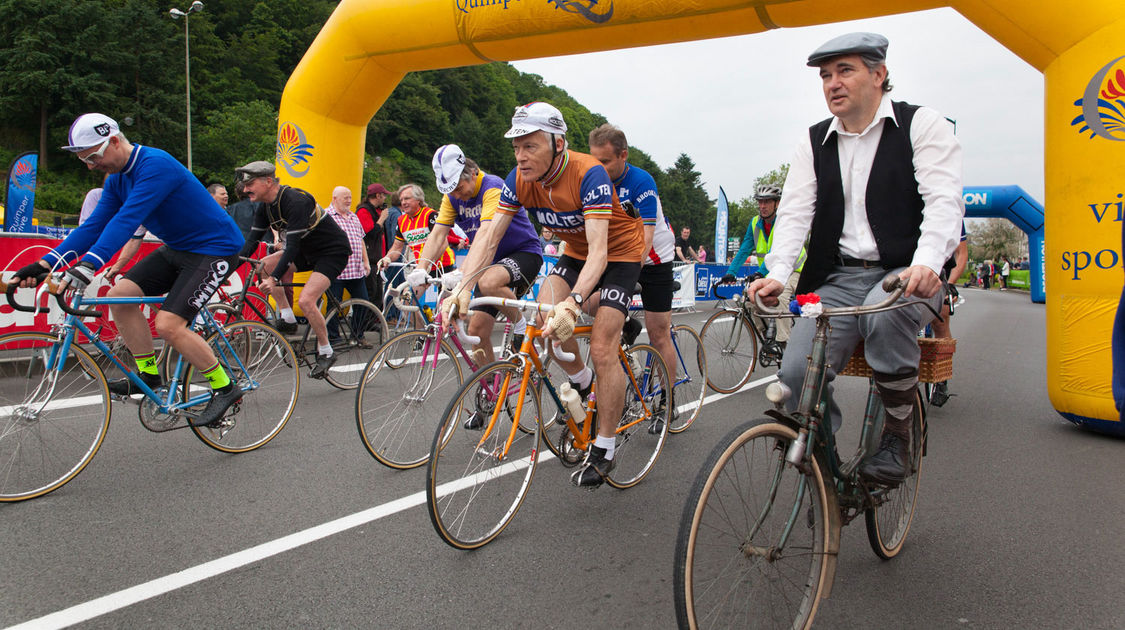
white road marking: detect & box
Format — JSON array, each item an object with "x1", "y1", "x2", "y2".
[{"x1": 8, "y1": 371, "x2": 775, "y2": 630}]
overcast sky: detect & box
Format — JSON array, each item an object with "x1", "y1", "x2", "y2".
[{"x1": 512, "y1": 7, "x2": 1045, "y2": 206}]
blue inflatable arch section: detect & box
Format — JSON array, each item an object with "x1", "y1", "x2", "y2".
[{"x1": 962, "y1": 186, "x2": 1045, "y2": 303}]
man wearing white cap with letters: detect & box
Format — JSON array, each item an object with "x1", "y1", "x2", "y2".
[
  {"x1": 746, "y1": 33, "x2": 963, "y2": 485},
  {"x1": 12, "y1": 113, "x2": 247, "y2": 428},
  {"x1": 420, "y1": 144, "x2": 542, "y2": 388}
]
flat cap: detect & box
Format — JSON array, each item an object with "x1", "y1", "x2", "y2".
[
  {"x1": 807, "y1": 32, "x2": 889, "y2": 67},
  {"x1": 234, "y1": 160, "x2": 276, "y2": 182}
]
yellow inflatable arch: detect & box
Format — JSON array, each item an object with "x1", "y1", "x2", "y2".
[{"x1": 277, "y1": 0, "x2": 1125, "y2": 434}]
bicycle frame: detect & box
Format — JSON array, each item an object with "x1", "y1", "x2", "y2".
[{"x1": 33, "y1": 291, "x2": 256, "y2": 417}]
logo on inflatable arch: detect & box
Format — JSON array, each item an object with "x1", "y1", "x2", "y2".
[
  {"x1": 1071, "y1": 55, "x2": 1125, "y2": 141},
  {"x1": 11, "y1": 159, "x2": 35, "y2": 191},
  {"x1": 548, "y1": 0, "x2": 613, "y2": 24},
  {"x1": 276, "y1": 121, "x2": 315, "y2": 178}
]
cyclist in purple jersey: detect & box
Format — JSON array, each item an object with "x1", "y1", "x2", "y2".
[
  {"x1": 423, "y1": 144, "x2": 543, "y2": 367},
  {"x1": 13, "y1": 113, "x2": 246, "y2": 427}
]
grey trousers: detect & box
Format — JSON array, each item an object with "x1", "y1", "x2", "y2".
[{"x1": 778, "y1": 266, "x2": 942, "y2": 432}]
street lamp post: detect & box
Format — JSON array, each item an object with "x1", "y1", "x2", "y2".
[{"x1": 169, "y1": 1, "x2": 204, "y2": 171}]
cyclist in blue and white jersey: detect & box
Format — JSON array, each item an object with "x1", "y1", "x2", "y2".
[
  {"x1": 12, "y1": 113, "x2": 246, "y2": 427},
  {"x1": 588, "y1": 124, "x2": 679, "y2": 428}
]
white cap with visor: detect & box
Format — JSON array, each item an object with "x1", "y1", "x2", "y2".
[
  {"x1": 432, "y1": 144, "x2": 467, "y2": 194},
  {"x1": 62, "y1": 113, "x2": 120, "y2": 152},
  {"x1": 503, "y1": 102, "x2": 568, "y2": 139}
]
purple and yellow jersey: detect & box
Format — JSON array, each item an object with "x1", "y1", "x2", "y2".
[
  {"x1": 498, "y1": 150, "x2": 643, "y2": 262},
  {"x1": 437, "y1": 171, "x2": 541, "y2": 260}
]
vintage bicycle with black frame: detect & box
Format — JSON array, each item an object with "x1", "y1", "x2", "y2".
[{"x1": 674, "y1": 276, "x2": 953, "y2": 629}]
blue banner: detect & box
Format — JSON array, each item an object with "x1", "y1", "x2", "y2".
[
  {"x1": 715, "y1": 186, "x2": 729, "y2": 266},
  {"x1": 4, "y1": 152, "x2": 38, "y2": 233}
]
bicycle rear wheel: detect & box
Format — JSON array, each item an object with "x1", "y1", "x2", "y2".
[
  {"x1": 323, "y1": 298, "x2": 388, "y2": 390},
  {"x1": 700, "y1": 310, "x2": 758, "y2": 393},
  {"x1": 356, "y1": 331, "x2": 464, "y2": 469},
  {"x1": 674, "y1": 418, "x2": 831, "y2": 629},
  {"x1": 184, "y1": 321, "x2": 298, "y2": 453},
  {"x1": 426, "y1": 360, "x2": 540, "y2": 550},
  {"x1": 669, "y1": 324, "x2": 707, "y2": 433},
  {"x1": 865, "y1": 389, "x2": 927, "y2": 559},
  {"x1": 605, "y1": 343, "x2": 669, "y2": 489},
  {"x1": 0, "y1": 333, "x2": 111, "y2": 502}
]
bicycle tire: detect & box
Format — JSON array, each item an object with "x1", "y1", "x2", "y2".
[
  {"x1": 699, "y1": 310, "x2": 758, "y2": 394},
  {"x1": 0, "y1": 332, "x2": 112, "y2": 502},
  {"x1": 668, "y1": 324, "x2": 707, "y2": 434},
  {"x1": 356, "y1": 331, "x2": 464, "y2": 470},
  {"x1": 605, "y1": 343, "x2": 669, "y2": 489},
  {"x1": 864, "y1": 389, "x2": 927, "y2": 559},
  {"x1": 426, "y1": 360, "x2": 540, "y2": 550},
  {"x1": 674, "y1": 418, "x2": 831, "y2": 629},
  {"x1": 184, "y1": 321, "x2": 298, "y2": 453},
  {"x1": 322, "y1": 298, "x2": 388, "y2": 390}
]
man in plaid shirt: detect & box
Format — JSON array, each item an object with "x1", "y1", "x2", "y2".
[{"x1": 325, "y1": 186, "x2": 374, "y2": 346}]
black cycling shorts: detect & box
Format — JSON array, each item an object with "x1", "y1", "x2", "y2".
[
  {"x1": 638, "y1": 262, "x2": 674, "y2": 313},
  {"x1": 477, "y1": 251, "x2": 543, "y2": 317},
  {"x1": 289, "y1": 228, "x2": 350, "y2": 280},
  {"x1": 125, "y1": 245, "x2": 239, "y2": 321},
  {"x1": 548, "y1": 255, "x2": 642, "y2": 315}
]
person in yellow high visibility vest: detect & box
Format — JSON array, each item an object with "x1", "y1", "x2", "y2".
[{"x1": 721, "y1": 184, "x2": 805, "y2": 342}]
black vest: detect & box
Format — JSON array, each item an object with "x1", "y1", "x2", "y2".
[{"x1": 797, "y1": 100, "x2": 924, "y2": 294}]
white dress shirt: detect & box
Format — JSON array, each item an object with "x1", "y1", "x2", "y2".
[{"x1": 765, "y1": 94, "x2": 964, "y2": 283}]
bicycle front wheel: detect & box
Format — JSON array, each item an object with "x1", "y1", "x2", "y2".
[
  {"x1": 865, "y1": 389, "x2": 927, "y2": 559},
  {"x1": 184, "y1": 321, "x2": 298, "y2": 453},
  {"x1": 674, "y1": 418, "x2": 831, "y2": 629},
  {"x1": 323, "y1": 298, "x2": 388, "y2": 390},
  {"x1": 426, "y1": 360, "x2": 540, "y2": 550},
  {"x1": 669, "y1": 324, "x2": 707, "y2": 433},
  {"x1": 356, "y1": 331, "x2": 464, "y2": 469},
  {"x1": 0, "y1": 333, "x2": 111, "y2": 502},
  {"x1": 700, "y1": 310, "x2": 758, "y2": 393},
  {"x1": 606, "y1": 343, "x2": 669, "y2": 489}
]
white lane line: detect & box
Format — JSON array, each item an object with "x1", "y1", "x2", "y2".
[{"x1": 7, "y1": 373, "x2": 774, "y2": 630}]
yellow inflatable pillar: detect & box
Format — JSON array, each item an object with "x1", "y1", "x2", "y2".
[
  {"x1": 1043, "y1": 17, "x2": 1125, "y2": 433},
  {"x1": 278, "y1": 0, "x2": 1125, "y2": 433}
]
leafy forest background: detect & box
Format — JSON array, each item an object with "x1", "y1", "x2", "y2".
[
  {"x1": 0, "y1": 0, "x2": 1024, "y2": 264},
  {"x1": 0, "y1": 0, "x2": 781, "y2": 247}
]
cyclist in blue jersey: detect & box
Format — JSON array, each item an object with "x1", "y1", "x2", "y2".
[
  {"x1": 722, "y1": 184, "x2": 806, "y2": 344},
  {"x1": 424, "y1": 145, "x2": 543, "y2": 374},
  {"x1": 588, "y1": 124, "x2": 679, "y2": 429},
  {"x1": 13, "y1": 113, "x2": 246, "y2": 427}
]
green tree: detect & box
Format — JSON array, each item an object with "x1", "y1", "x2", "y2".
[
  {"x1": 193, "y1": 100, "x2": 278, "y2": 186},
  {"x1": 662, "y1": 153, "x2": 713, "y2": 238}
]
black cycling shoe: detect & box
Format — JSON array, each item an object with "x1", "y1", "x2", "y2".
[
  {"x1": 929, "y1": 381, "x2": 950, "y2": 407},
  {"x1": 274, "y1": 319, "x2": 298, "y2": 335},
  {"x1": 193, "y1": 384, "x2": 244, "y2": 428},
  {"x1": 310, "y1": 353, "x2": 337, "y2": 379},
  {"x1": 859, "y1": 433, "x2": 910, "y2": 486},
  {"x1": 571, "y1": 445, "x2": 615, "y2": 488},
  {"x1": 108, "y1": 371, "x2": 162, "y2": 396},
  {"x1": 621, "y1": 317, "x2": 643, "y2": 347}
]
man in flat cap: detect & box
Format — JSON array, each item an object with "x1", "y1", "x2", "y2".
[
  {"x1": 235, "y1": 160, "x2": 353, "y2": 379},
  {"x1": 12, "y1": 113, "x2": 247, "y2": 429},
  {"x1": 746, "y1": 32, "x2": 964, "y2": 485}
]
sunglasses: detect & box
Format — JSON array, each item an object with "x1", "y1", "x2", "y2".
[{"x1": 78, "y1": 139, "x2": 111, "y2": 165}]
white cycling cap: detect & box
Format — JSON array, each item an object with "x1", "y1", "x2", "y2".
[
  {"x1": 503, "y1": 102, "x2": 568, "y2": 139},
  {"x1": 432, "y1": 144, "x2": 467, "y2": 194},
  {"x1": 62, "y1": 113, "x2": 120, "y2": 152}
]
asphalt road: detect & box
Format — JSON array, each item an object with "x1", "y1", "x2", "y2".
[{"x1": 2, "y1": 287, "x2": 1123, "y2": 629}]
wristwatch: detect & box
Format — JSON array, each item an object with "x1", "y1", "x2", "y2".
[{"x1": 569, "y1": 292, "x2": 584, "y2": 306}]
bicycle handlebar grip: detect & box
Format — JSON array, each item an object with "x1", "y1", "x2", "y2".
[
  {"x1": 4, "y1": 282, "x2": 40, "y2": 313},
  {"x1": 53, "y1": 290, "x2": 103, "y2": 319},
  {"x1": 454, "y1": 320, "x2": 480, "y2": 346},
  {"x1": 550, "y1": 341, "x2": 576, "y2": 363}
]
